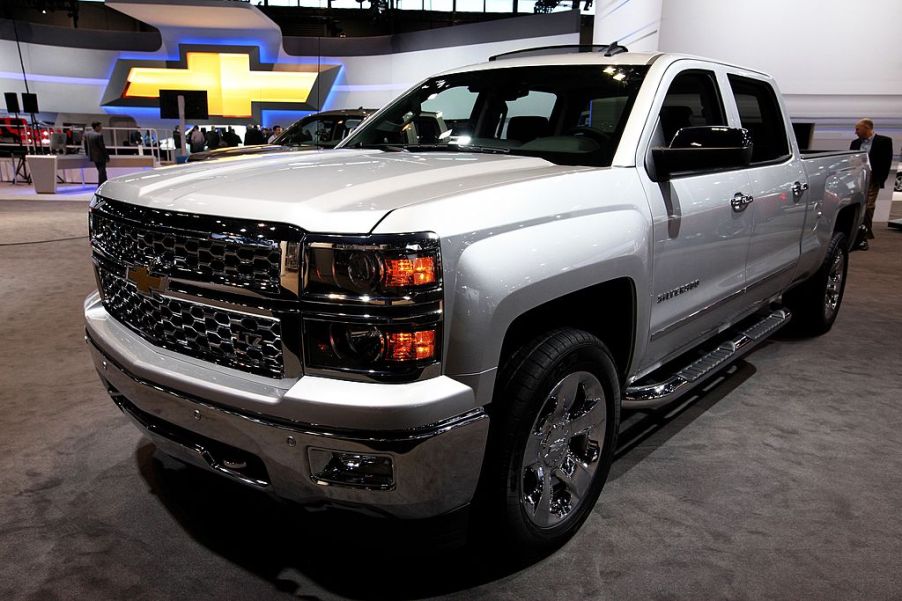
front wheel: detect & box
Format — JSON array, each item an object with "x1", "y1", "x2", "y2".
[
  {"x1": 784, "y1": 231, "x2": 849, "y2": 336},
  {"x1": 476, "y1": 328, "x2": 620, "y2": 554}
]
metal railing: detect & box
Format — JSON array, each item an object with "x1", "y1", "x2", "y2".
[
  {"x1": 0, "y1": 123, "x2": 174, "y2": 162},
  {"x1": 0, "y1": 123, "x2": 180, "y2": 183}
]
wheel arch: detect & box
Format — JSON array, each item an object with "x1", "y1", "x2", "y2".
[
  {"x1": 833, "y1": 202, "x2": 861, "y2": 250},
  {"x1": 494, "y1": 278, "x2": 637, "y2": 391}
]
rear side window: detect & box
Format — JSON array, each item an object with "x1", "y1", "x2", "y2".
[{"x1": 728, "y1": 75, "x2": 790, "y2": 163}]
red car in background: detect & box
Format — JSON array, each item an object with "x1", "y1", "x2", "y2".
[{"x1": 0, "y1": 116, "x2": 51, "y2": 147}]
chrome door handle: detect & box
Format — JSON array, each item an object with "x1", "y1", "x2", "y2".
[
  {"x1": 731, "y1": 192, "x2": 754, "y2": 212},
  {"x1": 791, "y1": 181, "x2": 809, "y2": 200}
]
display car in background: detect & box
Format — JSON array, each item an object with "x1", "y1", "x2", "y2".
[
  {"x1": 186, "y1": 108, "x2": 375, "y2": 162},
  {"x1": 85, "y1": 46, "x2": 866, "y2": 554},
  {"x1": 0, "y1": 116, "x2": 51, "y2": 147}
]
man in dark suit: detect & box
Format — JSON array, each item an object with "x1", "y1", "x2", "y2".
[
  {"x1": 84, "y1": 121, "x2": 109, "y2": 186},
  {"x1": 850, "y1": 118, "x2": 893, "y2": 250},
  {"x1": 244, "y1": 124, "x2": 266, "y2": 146}
]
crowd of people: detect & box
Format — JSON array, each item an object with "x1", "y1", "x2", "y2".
[{"x1": 173, "y1": 124, "x2": 282, "y2": 153}]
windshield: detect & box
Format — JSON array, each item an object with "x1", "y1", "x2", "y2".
[
  {"x1": 341, "y1": 65, "x2": 648, "y2": 167},
  {"x1": 276, "y1": 115, "x2": 365, "y2": 148}
]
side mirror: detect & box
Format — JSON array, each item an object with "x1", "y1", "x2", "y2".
[{"x1": 652, "y1": 126, "x2": 753, "y2": 181}]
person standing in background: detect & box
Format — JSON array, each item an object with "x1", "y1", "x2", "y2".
[
  {"x1": 267, "y1": 125, "x2": 283, "y2": 144},
  {"x1": 206, "y1": 127, "x2": 221, "y2": 149},
  {"x1": 189, "y1": 126, "x2": 205, "y2": 153},
  {"x1": 850, "y1": 119, "x2": 893, "y2": 250},
  {"x1": 84, "y1": 121, "x2": 109, "y2": 186},
  {"x1": 224, "y1": 126, "x2": 240, "y2": 147}
]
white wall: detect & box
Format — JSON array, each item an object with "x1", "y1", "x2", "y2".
[
  {"x1": 593, "y1": 0, "x2": 663, "y2": 51},
  {"x1": 0, "y1": 42, "x2": 112, "y2": 115},
  {"x1": 657, "y1": 0, "x2": 902, "y2": 114},
  {"x1": 594, "y1": 0, "x2": 902, "y2": 125}
]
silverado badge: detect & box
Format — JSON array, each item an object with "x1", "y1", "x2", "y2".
[
  {"x1": 656, "y1": 279, "x2": 700, "y2": 303},
  {"x1": 126, "y1": 265, "x2": 168, "y2": 296}
]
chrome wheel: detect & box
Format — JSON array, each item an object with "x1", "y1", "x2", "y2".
[
  {"x1": 520, "y1": 370, "x2": 606, "y2": 529},
  {"x1": 824, "y1": 250, "x2": 845, "y2": 320}
]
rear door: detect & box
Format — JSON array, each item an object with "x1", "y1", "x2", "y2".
[
  {"x1": 724, "y1": 73, "x2": 807, "y2": 300},
  {"x1": 637, "y1": 62, "x2": 756, "y2": 369}
]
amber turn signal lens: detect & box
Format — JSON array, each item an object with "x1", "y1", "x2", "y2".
[
  {"x1": 384, "y1": 257, "x2": 436, "y2": 287},
  {"x1": 385, "y1": 330, "x2": 436, "y2": 362}
]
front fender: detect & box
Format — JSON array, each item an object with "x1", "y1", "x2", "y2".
[{"x1": 443, "y1": 207, "x2": 651, "y2": 383}]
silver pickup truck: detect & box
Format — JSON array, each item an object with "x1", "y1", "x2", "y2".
[{"x1": 85, "y1": 47, "x2": 867, "y2": 553}]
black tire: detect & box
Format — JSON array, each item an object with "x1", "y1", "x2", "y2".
[
  {"x1": 475, "y1": 328, "x2": 620, "y2": 555},
  {"x1": 784, "y1": 231, "x2": 849, "y2": 336}
]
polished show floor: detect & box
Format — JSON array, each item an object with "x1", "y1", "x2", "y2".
[{"x1": 1, "y1": 199, "x2": 901, "y2": 601}]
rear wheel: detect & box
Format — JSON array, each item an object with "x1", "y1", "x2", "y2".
[
  {"x1": 784, "y1": 231, "x2": 849, "y2": 336},
  {"x1": 477, "y1": 328, "x2": 620, "y2": 554}
]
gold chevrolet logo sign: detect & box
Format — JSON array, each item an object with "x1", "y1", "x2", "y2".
[
  {"x1": 102, "y1": 46, "x2": 340, "y2": 120},
  {"x1": 125, "y1": 52, "x2": 318, "y2": 118},
  {"x1": 126, "y1": 265, "x2": 168, "y2": 296}
]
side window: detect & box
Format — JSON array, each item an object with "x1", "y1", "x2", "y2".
[
  {"x1": 658, "y1": 70, "x2": 726, "y2": 144},
  {"x1": 282, "y1": 119, "x2": 332, "y2": 145},
  {"x1": 314, "y1": 119, "x2": 336, "y2": 143},
  {"x1": 341, "y1": 118, "x2": 363, "y2": 139},
  {"x1": 727, "y1": 75, "x2": 790, "y2": 163}
]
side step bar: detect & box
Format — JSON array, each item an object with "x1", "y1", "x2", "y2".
[{"x1": 623, "y1": 309, "x2": 791, "y2": 410}]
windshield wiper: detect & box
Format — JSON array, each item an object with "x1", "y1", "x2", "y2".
[
  {"x1": 353, "y1": 142, "x2": 510, "y2": 154},
  {"x1": 355, "y1": 143, "x2": 408, "y2": 152},
  {"x1": 400, "y1": 143, "x2": 511, "y2": 155}
]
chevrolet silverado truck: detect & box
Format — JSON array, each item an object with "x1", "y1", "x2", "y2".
[{"x1": 85, "y1": 45, "x2": 867, "y2": 552}]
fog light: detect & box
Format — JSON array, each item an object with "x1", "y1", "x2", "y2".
[{"x1": 308, "y1": 447, "x2": 394, "y2": 490}]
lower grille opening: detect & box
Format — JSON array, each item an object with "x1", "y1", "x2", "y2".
[
  {"x1": 108, "y1": 385, "x2": 271, "y2": 488},
  {"x1": 97, "y1": 265, "x2": 284, "y2": 378}
]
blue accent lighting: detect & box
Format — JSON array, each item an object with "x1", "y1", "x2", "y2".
[
  {"x1": 261, "y1": 110, "x2": 315, "y2": 129},
  {"x1": 102, "y1": 106, "x2": 166, "y2": 119}
]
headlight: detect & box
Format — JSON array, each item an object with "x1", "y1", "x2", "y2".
[
  {"x1": 303, "y1": 233, "x2": 440, "y2": 301},
  {"x1": 300, "y1": 233, "x2": 442, "y2": 381}
]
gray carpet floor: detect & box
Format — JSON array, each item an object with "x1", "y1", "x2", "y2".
[{"x1": 2, "y1": 199, "x2": 901, "y2": 601}]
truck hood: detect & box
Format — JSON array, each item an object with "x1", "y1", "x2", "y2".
[{"x1": 99, "y1": 149, "x2": 582, "y2": 233}]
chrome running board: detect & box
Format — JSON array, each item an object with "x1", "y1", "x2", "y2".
[{"x1": 623, "y1": 309, "x2": 791, "y2": 410}]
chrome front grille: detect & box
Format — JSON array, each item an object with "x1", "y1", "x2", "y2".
[
  {"x1": 91, "y1": 213, "x2": 283, "y2": 292},
  {"x1": 98, "y1": 266, "x2": 284, "y2": 377},
  {"x1": 90, "y1": 198, "x2": 286, "y2": 295},
  {"x1": 89, "y1": 196, "x2": 303, "y2": 379}
]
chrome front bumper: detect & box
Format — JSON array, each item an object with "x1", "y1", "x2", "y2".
[{"x1": 85, "y1": 294, "x2": 489, "y2": 519}]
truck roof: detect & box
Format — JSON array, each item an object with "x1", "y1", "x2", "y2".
[{"x1": 443, "y1": 50, "x2": 770, "y2": 79}]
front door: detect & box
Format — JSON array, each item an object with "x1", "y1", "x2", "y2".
[{"x1": 639, "y1": 66, "x2": 756, "y2": 370}]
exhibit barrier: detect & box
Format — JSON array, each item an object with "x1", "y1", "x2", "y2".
[{"x1": 0, "y1": 124, "x2": 175, "y2": 184}]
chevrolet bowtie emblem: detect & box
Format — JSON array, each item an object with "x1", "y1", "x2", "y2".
[
  {"x1": 102, "y1": 46, "x2": 341, "y2": 120},
  {"x1": 126, "y1": 265, "x2": 168, "y2": 296}
]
